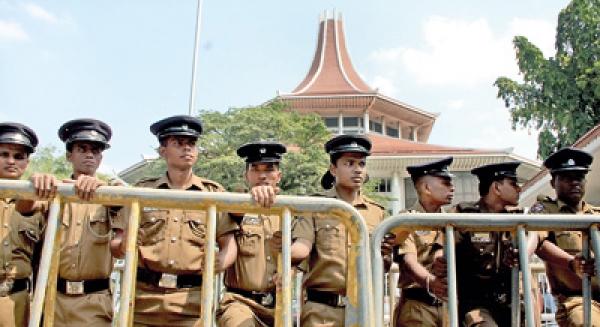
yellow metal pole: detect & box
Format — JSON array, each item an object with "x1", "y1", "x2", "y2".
[
  {"x1": 118, "y1": 201, "x2": 140, "y2": 327},
  {"x1": 42, "y1": 200, "x2": 64, "y2": 327}
]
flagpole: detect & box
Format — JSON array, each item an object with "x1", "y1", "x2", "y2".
[{"x1": 189, "y1": 0, "x2": 204, "y2": 116}]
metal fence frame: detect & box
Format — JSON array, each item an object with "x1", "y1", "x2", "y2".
[
  {"x1": 371, "y1": 213, "x2": 600, "y2": 327},
  {"x1": 0, "y1": 180, "x2": 374, "y2": 327}
]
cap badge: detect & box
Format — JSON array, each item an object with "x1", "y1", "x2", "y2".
[
  {"x1": 90, "y1": 130, "x2": 98, "y2": 137},
  {"x1": 260, "y1": 148, "x2": 266, "y2": 154},
  {"x1": 567, "y1": 159, "x2": 575, "y2": 166},
  {"x1": 13, "y1": 134, "x2": 24, "y2": 142},
  {"x1": 351, "y1": 141, "x2": 358, "y2": 147},
  {"x1": 182, "y1": 124, "x2": 189, "y2": 130}
]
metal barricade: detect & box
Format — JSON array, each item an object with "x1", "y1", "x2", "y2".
[
  {"x1": 371, "y1": 213, "x2": 600, "y2": 327},
  {"x1": 0, "y1": 180, "x2": 374, "y2": 327}
]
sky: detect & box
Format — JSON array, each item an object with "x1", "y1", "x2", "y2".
[{"x1": 0, "y1": 0, "x2": 572, "y2": 176}]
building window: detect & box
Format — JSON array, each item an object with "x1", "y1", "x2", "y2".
[
  {"x1": 324, "y1": 117, "x2": 338, "y2": 128},
  {"x1": 387, "y1": 127, "x2": 399, "y2": 138},
  {"x1": 377, "y1": 178, "x2": 392, "y2": 193},
  {"x1": 344, "y1": 117, "x2": 360, "y2": 127},
  {"x1": 370, "y1": 120, "x2": 383, "y2": 133}
]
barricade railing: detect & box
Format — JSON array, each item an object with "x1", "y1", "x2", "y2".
[
  {"x1": 0, "y1": 180, "x2": 374, "y2": 327},
  {"x1": 371, "y1": 213, "x2": 600, "y2": 327}
]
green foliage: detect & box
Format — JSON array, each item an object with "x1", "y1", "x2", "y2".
[
  {"x1": 190, "y1": 100, "x2": 332, "y2": 194},
  {"x1": 23, "y1": 144, "x2": 110, "y2": 181},
  {"x1": 23, "y1": 145, "x2": 71, "y2": 180},
  {"x1": 494, "y1": 0, "x2": 600, "y2": 159}
]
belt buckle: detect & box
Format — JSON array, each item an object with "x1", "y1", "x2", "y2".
[
  {"x1": 66, "y1": 281, "x2": 84, "y2": 295},
  {"x1": 0, "y1": 280, "x2": 13, "y2": 297},
  {"x1": 336, "y1": 294, "x2": 346, "y2": 307},
  {"x1": 158, "y1": 273, "x2": 178, "y2": 289},
  {"x1": 259, "y1": 292, "x2": 274, "y2": 306}
]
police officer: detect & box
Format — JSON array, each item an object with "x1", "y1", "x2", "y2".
[
  {"x1": 533, "y1": 147, "x2": 600, "y2": 326},
  {"x1": 216, "y1": 141, "x2": 287, "y2": 327},
  {"x1": 0, "y1": 122, "x2": 43, "y2": 327},
  {"x1": 277, "y1": 134, "x2": 394, "y2": 327},
  {"x1": 393, "y1": 157, "x2": 455, "y2": 327},
  {"x1": 436, "y1": 161, "x2": 537, "y2": 327},
  {"x1": 22, "y1": 118, "x2": 116, "y2": 326},
  {"x1": 111, "y1": 115, "x2": 240, "y2": 327}
]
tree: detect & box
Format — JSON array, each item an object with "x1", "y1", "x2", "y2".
[
  {"x1": 146, "y1": 100, "x2": 332, "y2": 195},
  {"x1": 494, "y1": 0, "x2": 600, "y2": 159},
  {"x1": 24, "y1": 145, "x2": 72, "y2": 180},
  {"x1": 24, "y1": 144, "x2": 110, "y2": 181}
]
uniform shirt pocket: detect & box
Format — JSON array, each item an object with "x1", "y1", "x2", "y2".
[
  {"x1": 89, "y1": 208, "x2": 111, "y2": 244},
  {"x1": 15, "y1": 215, "x2": 42, "y2": 255},
  {"x1": 315, "y1": 219, "x2": 342, "y2": 253},
  {"x1": 555, "y1": 231, "x2": 582, "y2": 253},
  {"x1": 183, "y1": 212, "x2": 206, "y2": 247},
  {"x1": 140, "y1": 209, "x2": 168, "y2": 245},
  {"x1": 236, "y1": 225, "x2": 263, "y2": 257}
]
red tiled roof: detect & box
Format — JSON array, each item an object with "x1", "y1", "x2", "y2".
[{"x1": 367, "y1": 133, "x2": 507, "y2": 156}]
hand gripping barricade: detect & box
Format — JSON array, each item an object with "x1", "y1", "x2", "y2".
[
  {"x1": 0, "y1": 179, "x2": 375, "y2": 327},
  {"x1": 371, "y1": 213, "x2": 600, "y2": 327}
]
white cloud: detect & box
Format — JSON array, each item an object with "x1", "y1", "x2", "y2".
[
  {"x1": 24, "y1": 3, "x2": 59, "y2": 23},
  {"x1": 0, "y1": 20, "x2": 29, "y2": 40},
  {"x1": 442, "y1": 99, "x2": 465, "y2": 111},
  {"x1": 369, "y1": 15, "x2": 557, "y2": 87},
  {"x1": 370, "y1": 75, "x2": 398, "y2": 96}
]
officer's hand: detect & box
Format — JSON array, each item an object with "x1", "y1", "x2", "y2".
[
  {"x1": 63, "y1": 175, "x2": 107, "y2": 202},
  {"x1": 380, "y1": 233, "x2": 396, "y2": 271},
  {"x1": 30, "y1": 173, "x2": 59, "y2": 199},
  {"x1": 503, "y1": 245, "x2": 520, "y2": 269},
  {"x1": 429, "y1": 274, "x2": 448, "y2": 302},
  {"x1": 432, "y1": 256, "x2": 447, "y2": 278},
  {"x1": 269, "y1": 231, "x2": 283, "y2": 255},
  {"x1": 250, "y1": 185, "x2": 279, "y2": 209},
  {"x1": 573, "y1": 254, "x2": 596, "y2": 276}
]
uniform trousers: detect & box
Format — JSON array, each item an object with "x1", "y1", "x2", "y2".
[
  {"x1": 301, "y1": 300, "x2": 345, "y2": 327},
  {"x1": 394, "y1": 298, "x2": 444, "y2": 327},
  {"x1": 216, "y1": 292, "x2": 274, "y2": 327},
  {"x1": 555, "y1": 295, "x2": 600, "y2": 327},
  {"x1": 0, "y1": 289, "x2": 29, "y2": 327},
  {"x1": 54, "y1": 290, "x2": 113, "y2": 327},
  {"x1": 133, "y1": 281, "x2": 203, "y2": 327}
]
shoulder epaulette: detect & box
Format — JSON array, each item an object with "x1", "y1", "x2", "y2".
[
  {"x1": 536, "y1": 194, "x2": 554, "y2": 202},
  {"x1": 135, "y1": 176, "x2": 160, "y2": 186},
  {"x1": 196, "y1": 177, "x2": 224, "y2": 191},
  {"x1": 363, "y1": 196, "x2": 385, "y2": 210},
  {"x1": 454, "y1": 201, "x2": 480, "y2": 213}
]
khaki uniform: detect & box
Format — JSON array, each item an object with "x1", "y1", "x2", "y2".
[
  {"x1": 115, "y1": 173, "x2": 239, "y2": 327},
  {"x1": 0, "y1": 198, "x2": 44, "y2": 327},
  {"x1": 292, "y1": 188, "x2": 385, "y2": 327},
  {"x1": 532, "y1": 197, "x2": 600, "y2": 327},
  {"x1": 451, "y1": 200, "x2": 522, "y2": 327},
  {"x1": 54, "y1": 202, "x2": 117, "y2": 327},
  {"x1": 394, "y1": 202, "x2": 444, "y2": 327},
  {"x1": 217, "y1": 214, "x2": 280, "y2": 327}
]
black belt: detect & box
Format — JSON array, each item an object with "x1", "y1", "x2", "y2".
[
  {"x1": 137, "y1": 267, "x2": 202, "y2": 289},
  {"x1": 57, "y1": 278, "x2": 109, "y2": 295},
  {"x1": 306, "y1": 289, "x2": 346, "y2": 307},
  {"x1": 0, "y1": 278, "x2": 29, "y2": 297},
  {"x1": 403, "y1": 288, "x2": 442, "y2": 306},
  {"x1": 227, "y1": 287, "x2": 276, "y2": 308}
]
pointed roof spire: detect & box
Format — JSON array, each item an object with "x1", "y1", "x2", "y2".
[{"x1": 288, "y1": 10, "x2": 374, "y2": 95}]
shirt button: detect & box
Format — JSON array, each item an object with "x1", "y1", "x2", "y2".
[
  {"x1": 326, "y1": 224, "x2": 331, "y2": 229},
  {"x1": 480, "y1": 249, "x2": 484, "y2": 253},
  {"x1": 171, "y1": 237, "x2": 177, "y2": 243},
  {"x1": 3, "y1": 223, "x2": 7, "y2": 228},
  {"x1": 4, "y1": 262, "x2": 9, "y2": 267},
  {"x1": 173, "y1": 217, "x2": 178, "y2": 222},
  {"x1": 151, "y1": 217, "x2": 156, "y2": 222},
  {"x1": 3, "y1": 241, "x2": 9, "y2": 246},
  {"x1": 71, "y1": 263, "x2": 76, "y2": 268},
  {"x1": 424, "y1": 241, "x2": 429, "y2": 245},
  {"x1": 266, "y1": 235, "x2": 271, "y2": 239},
  {"x1": 491, "y1": 253, "x2": 495, "y2": 257},
  {"x1": 75, "y1": 241, "x2": 79, "y2": 246},
  {"x1": 169, "y1": 260, "x2": 175, "y2": 265},
  {"x1": 268, "y1": 276, "x2": 272, "y2": 282},
  {"x1": 266, "y1": 255, "x2": 271, "y2": 261},
  {"x1": 77, "y1": 221, "x2": 82, "y2": 225}
]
